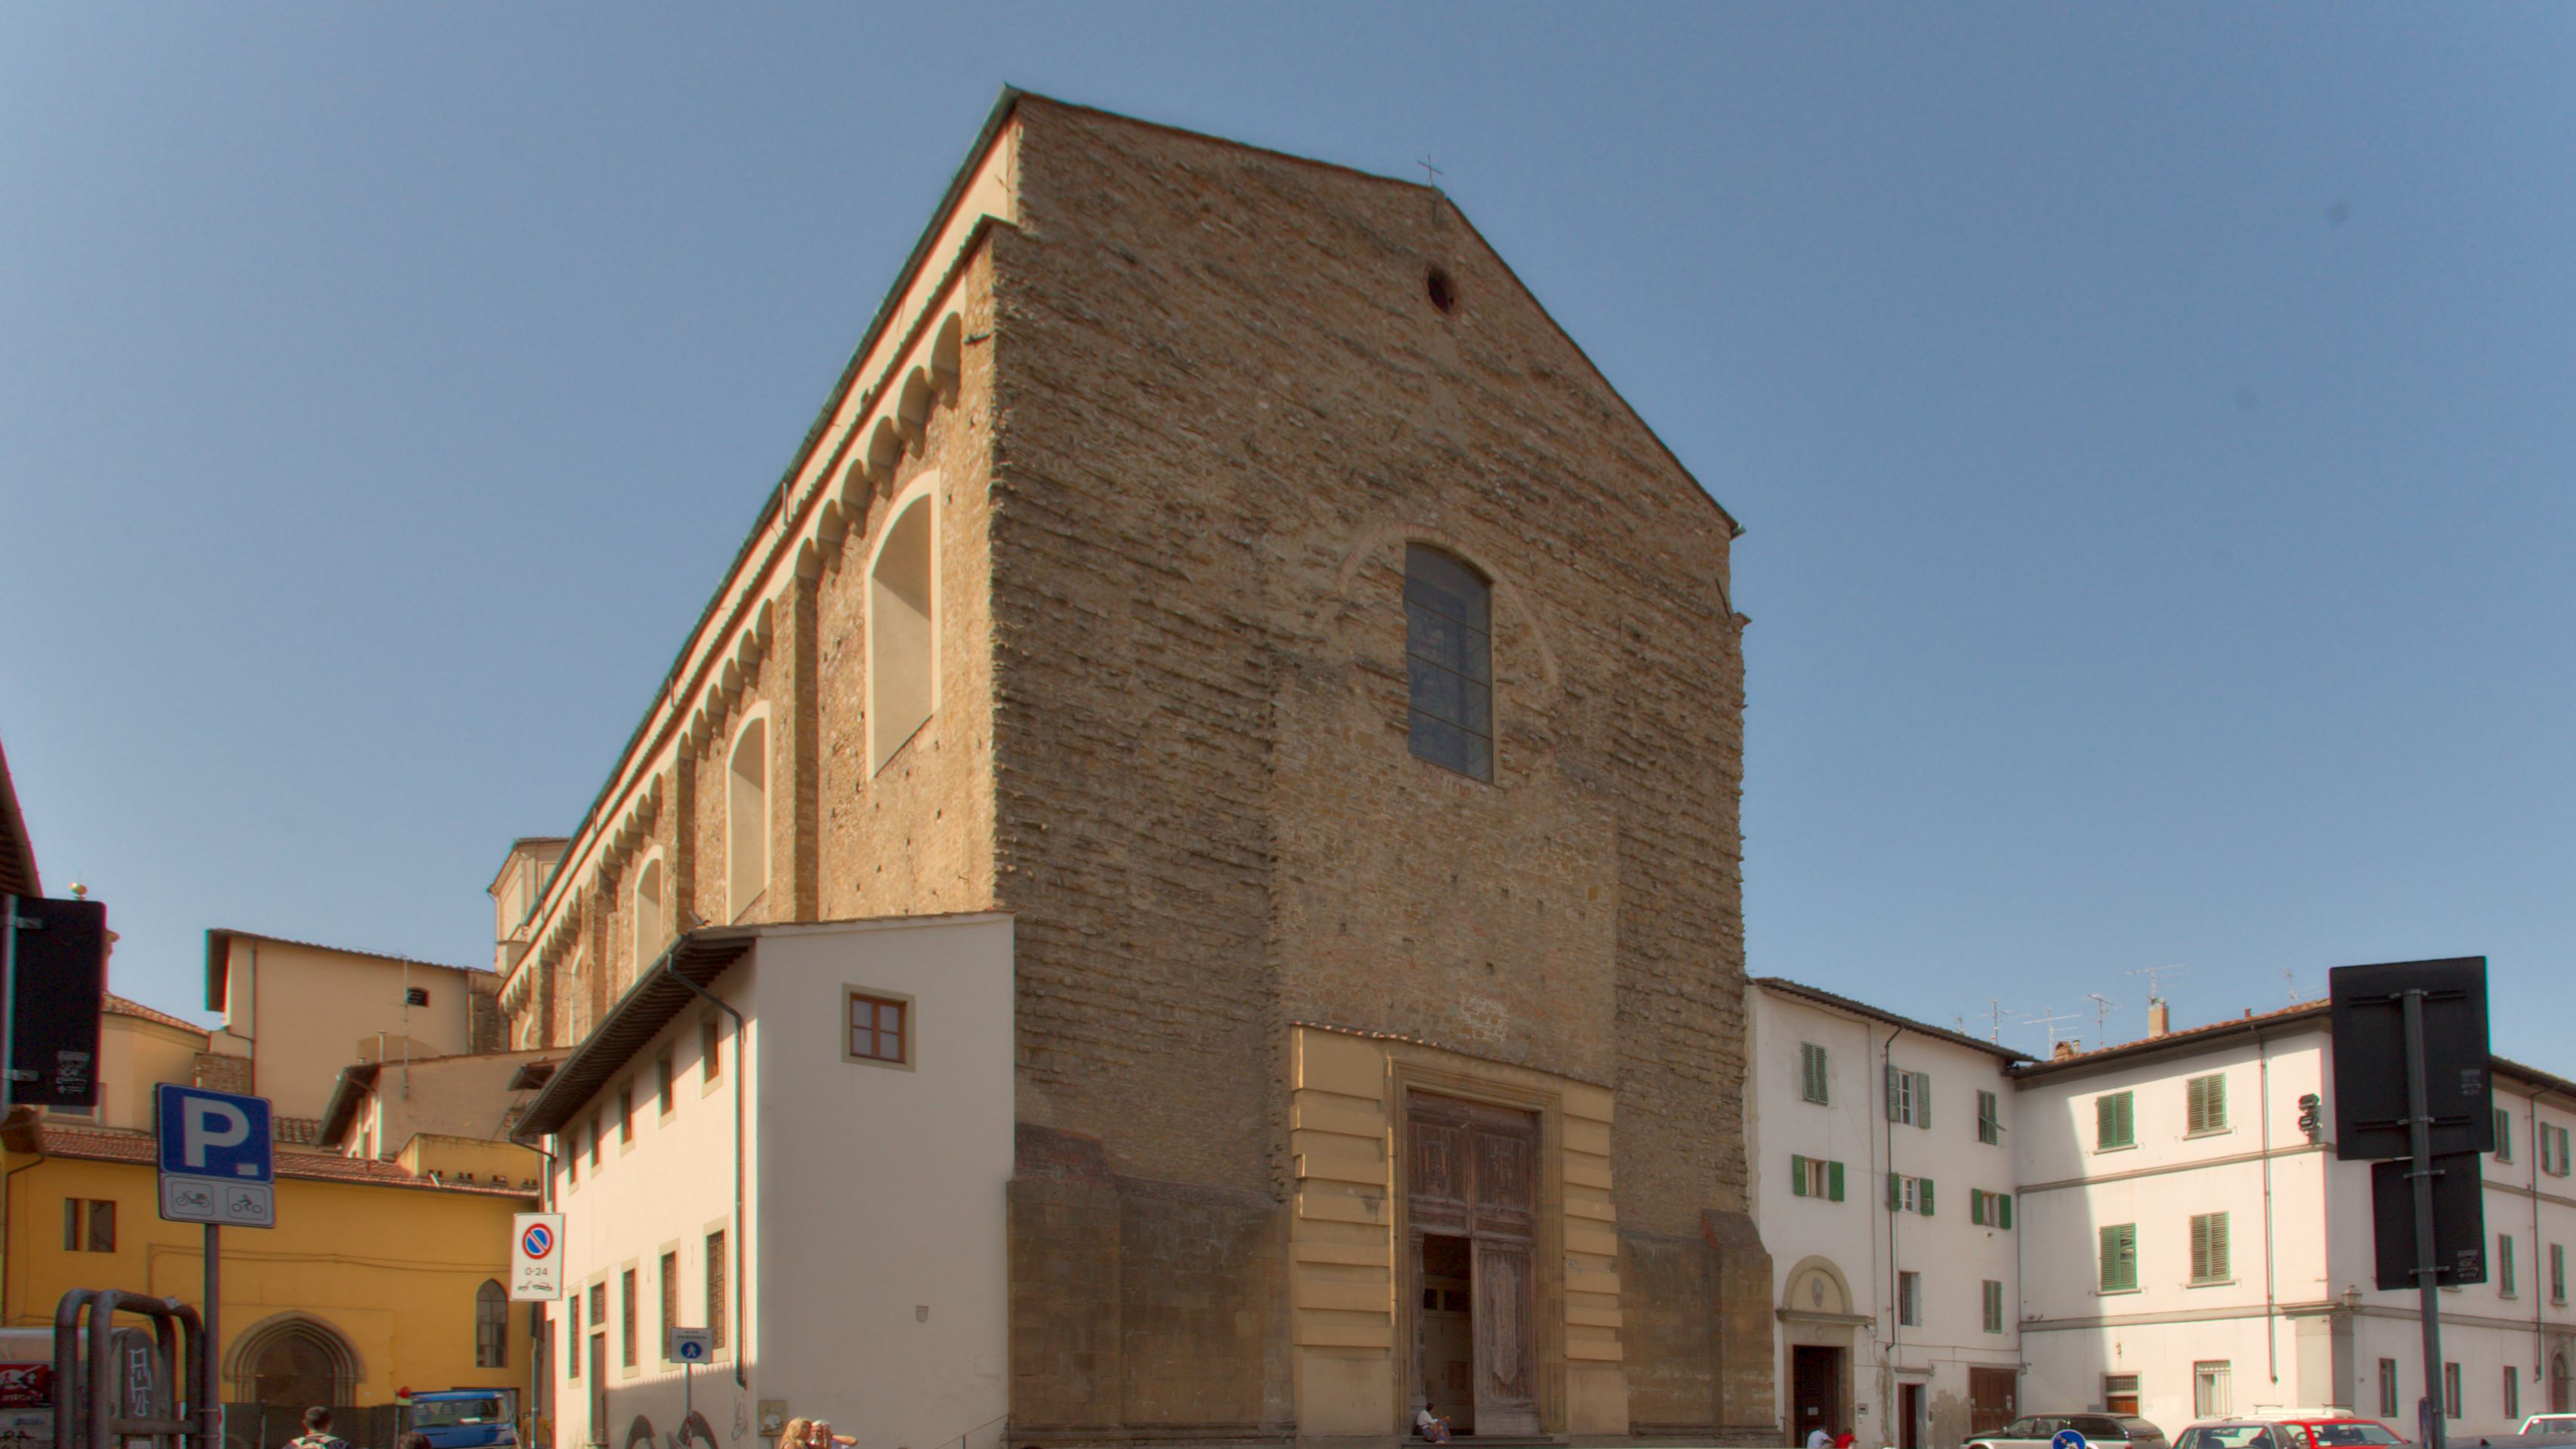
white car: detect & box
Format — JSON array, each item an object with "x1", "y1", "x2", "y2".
[{"x1": 2518, "y1": 1417, "x2": 2576, "y2": 1440}]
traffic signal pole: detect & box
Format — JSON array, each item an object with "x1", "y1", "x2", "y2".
[{"x1": 2404, "y1": 987, "x2": 2446, "y2": 1449}]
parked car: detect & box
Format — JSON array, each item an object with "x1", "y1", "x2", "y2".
[
  {"x1": 1969, "y1": 1413, "x2": 2173, "y2": 1449},
  {"x1": 409, "y1": 1389, "x2": 520, "y2": 1449},
  {"x1": 2175, "y1": 1416, "x2": 2407, "y2": 1449},
  {"x1": 2519, "y1": 1419, "x2": 2576, "y2": 1440}
]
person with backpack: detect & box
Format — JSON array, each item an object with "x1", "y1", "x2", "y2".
[{"x1": 291, "y1": 1407, "x2": 350, "y2": 1449}]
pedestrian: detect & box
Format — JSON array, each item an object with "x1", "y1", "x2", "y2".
[
  {"x1": 1411, "y1": 1407, "x2": 1451, "y2": 1444},
  {"x1": 1807, "y1": 1426, "x2": 1833, "y2": 1449},
  {"x1": 291, "y1": 1408, "x2": 350, "y2": 1449},
  {"x1": 803, "y1": 1422, "x2": 855, "y2": 1449},
  {"x1": 1835, "y1": 1431, "x2": 1857, "y2": 1449}
]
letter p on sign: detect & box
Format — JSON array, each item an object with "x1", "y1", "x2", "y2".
[{"x1": 184, "y1": 1098, "x2": 251, "y2": 1170}]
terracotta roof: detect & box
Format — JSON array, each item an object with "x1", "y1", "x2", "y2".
[
  {"x1": 1753, "y1": 978, "x2": 2034, "y2": 1063},
  {"x1": 35, "y1": 1124, "x2": 534, "y2": 1197},
  {"x1": 103, "y1": 993, "x2": 210, "y2": 1037},
  {"x1": 2009, "y1": 999, "x2": 2334, "y2": 1079}
]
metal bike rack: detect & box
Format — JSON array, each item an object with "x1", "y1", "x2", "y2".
[{"x1": 52, "y1": 1289, "x2": 212, "y2": 1449}]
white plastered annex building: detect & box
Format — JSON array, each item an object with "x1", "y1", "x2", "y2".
[
  {"x1": 2011, "y1": 1000, "x2": 2576, "y2": 1439},
  {"x1": 1746, "y1": 980, "x2": 2032, "y2": 1449}
]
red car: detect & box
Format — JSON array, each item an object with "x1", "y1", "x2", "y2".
[{"x1": 2176, "y1": 1417, "x2": 2409, "y2": 1449}]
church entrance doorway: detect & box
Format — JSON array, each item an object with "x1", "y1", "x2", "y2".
[{"x1": 1407, "y1": 1094, "x2": 1539, "y2": 1437}]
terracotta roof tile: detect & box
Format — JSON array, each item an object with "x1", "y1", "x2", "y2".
[
  {"x1": 36, "y1": 1125, "x2": 533, "y2": 1198},
  {"x1": 103, "y1": 993, "x2": 210, "y2": 1037}
]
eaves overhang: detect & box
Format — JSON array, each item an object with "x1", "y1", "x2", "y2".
[
  {"x1": 317, "y1": 1063, "x2": 384, "y2": 1149},
  {"x1": 511, "y1": 927, "x2": 757, "y2": 1144}
]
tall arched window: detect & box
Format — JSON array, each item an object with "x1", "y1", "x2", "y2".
[
  {"x1": 1404, "y1": 544, "x2": 1492, "y2": 780},
  {"x1": 869, "y1": 490, "x2": 936, "y2": 771},
  {"x1": 632, "y1": 856, "x2": 666, "y2": 970},
  {"x1": 475, "y1": 1279, "x2": 508, "y2": 1367},
  {"x1": 727, "y1": 718, "x2": 768, "y2": 921}
]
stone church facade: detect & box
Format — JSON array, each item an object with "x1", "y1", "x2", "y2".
[{"x1": 492, "y1": 91, "x2": 1772, "y2": 1445}]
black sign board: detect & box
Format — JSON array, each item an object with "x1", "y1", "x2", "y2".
[
  {"x1": 6, "y1": 894, "x2": 105, "y2": 1107},
  {"x1": 2372, "y1": 1151, "x2": 2487, "y2": 1290},
  {"x1": 2329, "y1": 956, "x2": 2492, "y2": 1161}
]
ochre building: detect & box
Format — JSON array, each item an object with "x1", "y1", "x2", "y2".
[{"x1": 493, "y1": 91, "x2": 1771, "y2": 1447}]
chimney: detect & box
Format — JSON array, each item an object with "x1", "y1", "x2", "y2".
[
  {"x1": 2052, "y1": 1040, "x2": 2078, "y2": 1061},
  {"x1": 2147, "y1": 999, "x2": 2171, "y2": 1039}
]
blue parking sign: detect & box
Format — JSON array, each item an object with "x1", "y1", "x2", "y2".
[{"x1": 156, "y1": 1083, "x2": 275, "y2": 1227}]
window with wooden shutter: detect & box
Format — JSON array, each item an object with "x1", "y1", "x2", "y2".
[
  {"x1": 2190, "y1": 1212, "x2": 2232, "y2": 1283},
  {"x1": 1998, "y1": 1192, "x2": 2014, "y2": 1230},
  {"x1": 1791, "y1": 1154, "x2": 1811, "y2": 1197},
  {"x1": 1982, "y1": 1279, "x2": 2004, "y2": 1333},
  {"x1": 2096, "y1": 1092, "x2": 2136, "y2": 1150},
  {"x1": 2100, "y1": 1223, "x2": 2139, "y2": 1292},
  {"x1": 1801, "y1": 1043, "x2": 1830, "y2": 1105},
  {"x1": 1978, "y1": 1089, "x2": 2002, "y2": 1145},
  {"x1": 1828, "y1": 1160, "x2": 1845, "y2": 1202},
  {"x1": 1972, "y1": 1190, "x2": 1987, "y2": 1226},
  {"x1": 2186, "y1": 1074, "x2": 2228, "y2": 1135},
  {"x1": 1886, "y1": 1066, "x2": 1931, "y2": 1127},
  {"x1": 1918, "y1": 1178, "x2": 1935, "y2": 1217},
  {"x1": 2500, "y1": 1233, "x2": 2517, "y2": 1296},
  {"x1": 2496, "y1": 1108, "x2": 2514, "y2": 1163}
]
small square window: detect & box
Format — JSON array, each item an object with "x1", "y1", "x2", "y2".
[
  {"x1": 847, "y1": 990, "x2": 912, "y2": 1067},
  {"x1": 405, "y1": 987, "x2": 431, "y2": 1007}
]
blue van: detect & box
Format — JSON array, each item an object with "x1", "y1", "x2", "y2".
[{"x1": 409, "y1": 1389, "x2": 519, "y2": 1449}]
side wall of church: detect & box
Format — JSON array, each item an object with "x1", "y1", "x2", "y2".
[
  {"x1": 504, "y1": 254, "x2": 1003, "y2": 1055},
  {"x1": 988, "y1": 100, "x2": 1771, "y2": 1443}
]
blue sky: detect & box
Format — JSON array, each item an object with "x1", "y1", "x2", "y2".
[{"x1": 4, "y1": 5, "x2": 2569, "y2": 1063}]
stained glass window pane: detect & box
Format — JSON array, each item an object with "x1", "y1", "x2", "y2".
[{"x1": 1404, "y1": 545, "x2": 1493, "y2": 780}]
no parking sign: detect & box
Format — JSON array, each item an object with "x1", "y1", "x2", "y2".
[{"x1": 511, "y1": 1213, "x2": 565, "y2": 1301}]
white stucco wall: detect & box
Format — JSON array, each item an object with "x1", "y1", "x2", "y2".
[
  {"x1": 545, "y1": 914, "x2": 1012, "y2": 1449},
  {"x1": 749, "y1": 915, "x2": 1012, "y2": 1449},
  {"x1": 2015, "y1": 1018, "x2": 2576, "y2": 1439},
  {"x1": 1749, "y1": 984, "x2": 2025, "y2": 1449}
]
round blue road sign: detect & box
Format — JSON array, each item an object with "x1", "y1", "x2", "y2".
[{"x1": 2053, "y1": 1430, "x2": 2089, "y2": 1449}]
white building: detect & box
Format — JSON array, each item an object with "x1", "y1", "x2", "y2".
[
  {"x1": 1748, "y1": 979, "x2": 2033, "y2": 1449},
  {"x1": 511, "y1": 913, "x2": 1014, "y2": 1449},
  {"x1": 2012, "y1": 1001, "x2": 2576, "y2": 1440}
]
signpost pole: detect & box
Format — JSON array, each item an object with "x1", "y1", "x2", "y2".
[
  {"x1": 203, "y1": 1223, "x2": 221, "y2": 1449},
  {"x1": 2403, "y1": 988, "x2": 2447, "y2": 1449}
]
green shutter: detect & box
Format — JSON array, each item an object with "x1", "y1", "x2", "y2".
[
  {"x1": 2099, "y1": 1091, "x2": 2135, "y2": 1148},
  {"x1": 1791, "y1": 1154, "x2": 1809, "y2": 1197},
  {"x1": 1999, "y1": 1193, "x2": 2015, "y2": 1230},
  {"x1": 1971, "y1": 1191, "x2": 1987, "y2": 1226},
  {"x1": 1829, "y1": 1160, "x2": 1846, "y2": 1203},
  {"x1": 1887, "y1": 1063, "x2": 1901, "y2": 1120},
  {"x1": 1916, "y1": 1072, "x2": 1932, "y2": 1130},
  {"x1": 2101, "y1": 1223, "x2": 2138, "y2": 1291},
  {"x1": 1919, "y1": 1178, "x2": 1935, "y2": 1216},
  {"x1": 1888, "y1": 1172, "x2": 1903, "y2": 1210}
]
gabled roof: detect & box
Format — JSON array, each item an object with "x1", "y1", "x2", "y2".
[
  {"x1": 204, "y1": 927, "x2": 486, "y2": 1012},
  {"x1": 0, "y1": 735, "x2": 38, "y2": 898},
  {"x1": 1753, "y1": 977, "x2": 2033, "y2": 1063}
]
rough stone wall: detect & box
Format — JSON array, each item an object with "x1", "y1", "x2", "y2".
[
  {"x1": 988, "y1": 98, "x2": 1765, "y2": 1439},
  {"x1": 811, "y1": 255, "x2": 1002, "y2": 925}
]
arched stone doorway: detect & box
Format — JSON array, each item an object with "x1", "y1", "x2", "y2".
[
  {"x1": 1779, "y1": 1258, "x2": 1864, "y2": 1447},
  {"x1": 226, "y1": 1313, "x2": 362, "y2": 1411}
]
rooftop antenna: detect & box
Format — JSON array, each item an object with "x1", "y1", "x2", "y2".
[
  {"x1": 1985, "y1": 998, "x2": 2018, "y2": 1043},
  {"x1": 2086, "y1": 993, "x2": 2118, "y2": 1045},
  {"x1": 2127, "y1": 963, "x2": 2185, "y2": 1033},
  {"x1": 2281, "y1": 969, "x2": 2310, "y2": 1004},
  {"x1": 2026, "y1": 1005, "x2": 2082, "y2": 1052}
]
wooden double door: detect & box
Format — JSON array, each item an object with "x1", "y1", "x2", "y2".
[{"x1": 1407, "y1": 1094, "x2": 1540, "y2": 1437}]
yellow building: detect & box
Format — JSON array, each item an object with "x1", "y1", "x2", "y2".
[{"x1": 2, "y1": 1111, "x2": 535, "y2": 1442}]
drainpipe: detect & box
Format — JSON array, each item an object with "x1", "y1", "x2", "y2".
[
  {"x1": 2254, "y1": 1021, "x2": 2278, "y2": 1388},
  {"x1": 1883, "y1": 1023, "x2": 1904, "y2": 1433},
  {"x1": 656, "y1": 950, "x2": 747, "y2": 1389}
]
